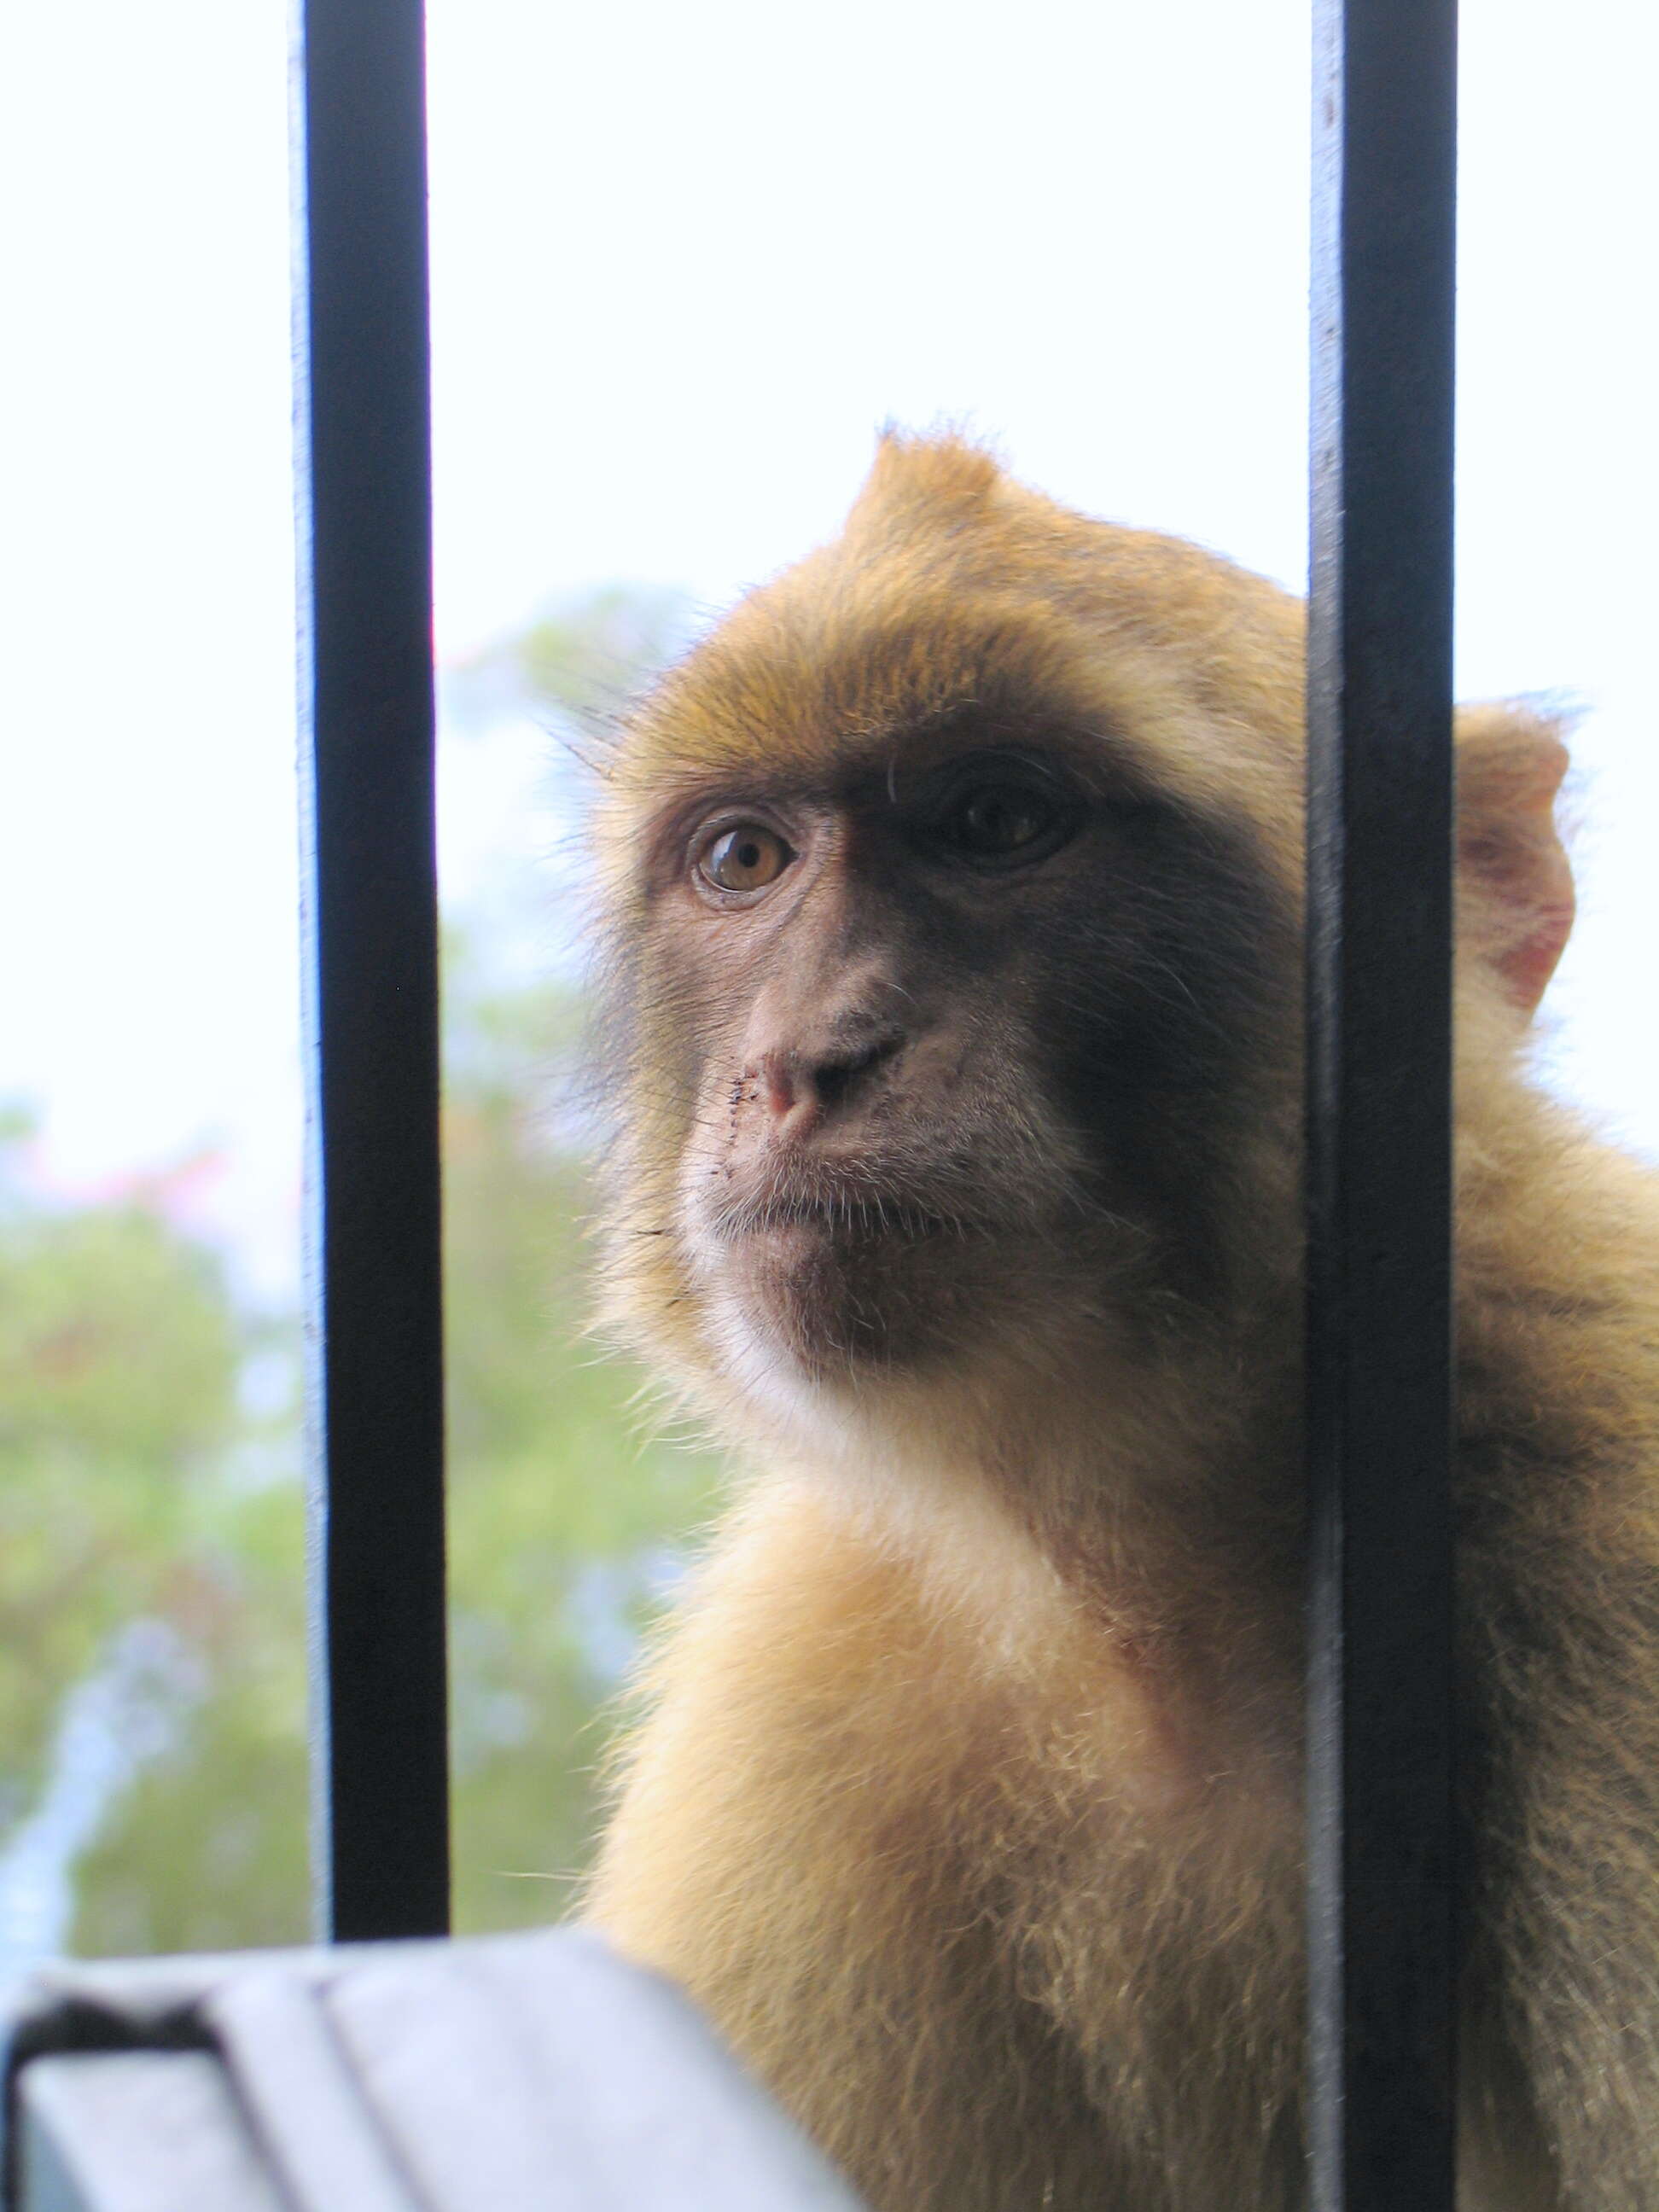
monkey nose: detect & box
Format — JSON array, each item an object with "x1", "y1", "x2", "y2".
[
  {"x1": 759, "y1": 1054, "x2": 806, "y2": 1125},
  {"x1": 754, "y1": 1028, "x2": 903, "y2": 1133}
]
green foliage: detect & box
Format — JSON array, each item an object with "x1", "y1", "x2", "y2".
[
  {"x1": 47, "y1": 952, "x2": 723, "y2": 1956},
  {"x1": 0, "y1": 1124, "x2": 240, "y2": 1819},
  {"x1": 73, "y1": 1473, "x2": 311, "y2": 1956}
]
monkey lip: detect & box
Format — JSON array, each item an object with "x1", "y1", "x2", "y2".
[
  {"x1": 701, "y1": 1155, "x2": 987, "y2": 1249},
  {"x1": 709, "y1": 1187, "x2": 958, "y2": 1248}
]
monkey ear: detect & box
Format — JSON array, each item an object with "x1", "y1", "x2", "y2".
[{"x1": 1455, "y1": 703, "x2": 1575, "y2": 1019}]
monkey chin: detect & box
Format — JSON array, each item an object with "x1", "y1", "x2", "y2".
[{"x1": 709, "y1": 1208, "x2": 1010, "y2": 1387}]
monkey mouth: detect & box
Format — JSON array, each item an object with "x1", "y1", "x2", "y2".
[
  {"x1": 700, "y1": 1155, "x2": 990, "y2": 1250},
  {"x1": 710, "y1": 1189, "x2": 959, "y2": 1247},
  {"x1": 690, "y1": 1152, "x2": 1030, "y2": 1379}
]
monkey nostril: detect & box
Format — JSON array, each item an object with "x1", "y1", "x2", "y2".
[
  {"x1": 812, "y1": 1028, "x2": 903, "y2": 1114},
  {"x1": 760, "y1": 1057, "x2": 799, "y2": 1122}
]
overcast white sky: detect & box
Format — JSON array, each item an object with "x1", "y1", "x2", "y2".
[{"x1": 2, "y1": 0, "x2": 1654, "y2": 1302}]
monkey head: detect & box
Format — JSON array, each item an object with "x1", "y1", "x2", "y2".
[{"x1": 596, "y1": 436, "x2": 1571, "y2": 1455}]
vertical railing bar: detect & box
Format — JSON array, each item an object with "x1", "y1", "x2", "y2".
[
  {"x1": 290, "y1": 0, "x2": 451, "y2": 1940},
  {"x1": 1306, "y1": 0, "x2": 1458, "y2": 2203}
]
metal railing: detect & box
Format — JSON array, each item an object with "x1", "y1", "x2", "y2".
[
  {"x1": 291, "y1": 0, "x2": 451, "y2": 1943},
  {"x1": 288, "y1": 0, "x2": 1461, "y2": 2202},
  {"x1": 1305, "y1": 3, "x2": 1458, "y2": 2206}
]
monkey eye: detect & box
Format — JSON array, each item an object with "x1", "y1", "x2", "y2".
[
  {"x1": 928, "y1": 776, "x2": 1076, "y2": 867},
  {"x1": 696, "y1": 822, "x2": 795, "y2": 894}
]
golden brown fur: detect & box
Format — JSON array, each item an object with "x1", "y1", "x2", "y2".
[{"x1": 583, "y1": 435, "x2": 1659, "y2": 2210}]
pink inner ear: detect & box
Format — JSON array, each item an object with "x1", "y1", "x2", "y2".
[
  {"x1": 1459, "y1": 800, "x2": 1573, "y2": 1018},
  {"x1": 1456, "y1": 725, "x2": 1573, "y2": 1017}
]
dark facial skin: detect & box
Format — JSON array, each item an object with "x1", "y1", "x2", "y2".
[{"x1": 637, "y1": 720, "x2": 1286, "y2": 1382}]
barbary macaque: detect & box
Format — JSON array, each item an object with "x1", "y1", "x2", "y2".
[{"x1": 583, "y1": 434, "x2": 1659, "y2": 2211}]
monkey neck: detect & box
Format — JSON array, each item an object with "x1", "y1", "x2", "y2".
[{"x1": 770, "y1": 1294, "x2": 1307, "y2": 1709}]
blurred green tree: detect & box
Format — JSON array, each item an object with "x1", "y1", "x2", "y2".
[{"x1": 0, "y1": 1113, "x2": 241, "y2": 1823}]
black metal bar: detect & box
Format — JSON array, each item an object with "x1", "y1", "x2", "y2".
[
  {"x1": 1305, "y1": 0, "x2": 1458, "y2": 2203},
  {"x1": 291, "y1": 0, "x2": 451, "y2": 1940}
]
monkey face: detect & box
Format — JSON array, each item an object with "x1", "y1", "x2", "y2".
[
  {"x1": 619, "y1": 710, "x2": 1294, "y2": 1400},
  {"x1": 665, "y1": 741, "x2": 1113, "y2": 1381},
  {"x1": 598, "y1": 439, "x2": 1322, "y2": 1424}
]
